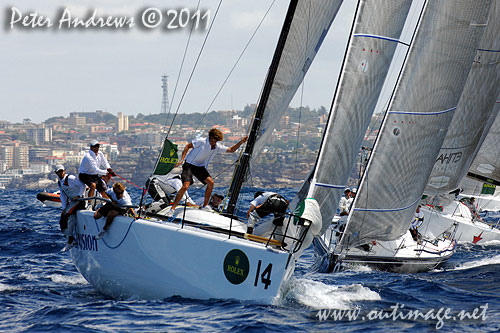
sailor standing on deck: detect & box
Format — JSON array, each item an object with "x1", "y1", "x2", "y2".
[
  {"x1": 78, "y1": 140, "x2": 115, "y2": 199},
  {"x1": 55, "y1": 164, "x2": 86, "y2": 251},
  {"x1": 169, "y1": 128, "x2": 247, "y2": 213}
]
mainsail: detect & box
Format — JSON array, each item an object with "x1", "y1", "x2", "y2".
[
  {"x1": 226, "y1": 0, "x2": 343, "y2": 214},
  {"x1": 341, "y1": 0, "x2": 491, "y2": 248},
  {"x1": 426, "y1": 0, "x2": 500, "y2": 193},
  {"x1": 303, "y1": 0, "x2": 413, "y2": 234},
  {"x1": 468, "y1": 97, "x2": 500, "y2": 186}
]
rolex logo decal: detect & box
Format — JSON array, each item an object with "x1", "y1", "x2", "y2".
[{"x1": 223, "y1": 249, "x2": 249, "y2": 285}]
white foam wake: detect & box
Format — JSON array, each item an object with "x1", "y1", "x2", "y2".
[
  {"x1": 279, "y1": 278, "x2": 381, "y2": 310},
  {"x1": 453, "y1": 254, "x2": 500, "y2": 271},
  {"x1": 49, "y1": 274, "x2": 87, "y2": 285},
  {"x1": 0, "y1": 283, "x2": 21, "y2": 292}
]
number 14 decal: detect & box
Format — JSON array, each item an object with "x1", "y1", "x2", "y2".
[{"x1": 254, "y1": 260, "x2": 272, "y2": 289}]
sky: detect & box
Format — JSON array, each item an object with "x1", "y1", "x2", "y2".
[{"x1": 0, "y1": 0, "x2": 361, "y2": 124}]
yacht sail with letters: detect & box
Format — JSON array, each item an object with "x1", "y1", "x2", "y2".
[
  {"x1": 67, "y1": 0, "x2": 343, "y2": 303},
  {"x1": 309, "y1": 0, "x2": 491, "y2": 272},
  {"x1": 418, "y1": 0, "x2": 500, "y2": 244}
]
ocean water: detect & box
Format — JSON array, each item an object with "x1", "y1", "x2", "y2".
[{"x1": 1, "y1": 188, "x2": 500, "y2": 332}]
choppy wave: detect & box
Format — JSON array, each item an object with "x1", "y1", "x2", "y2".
[
  {"x1": 0, "y1": 283, "x2": 21, "y2": 292},
  {"x1": 49, "y1": 274, "x2": 88, "y2": 285},
  {"x1": 452, "y1": 254, "x2": 500, "y2": 271},
  {"x1": 280, "y1": 278, "x2": 381, "y2": 310}
]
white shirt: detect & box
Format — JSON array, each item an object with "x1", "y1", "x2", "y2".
[
  {"x1": 58, "y1": 174, "x2": 86, "y2": 210},
  {"x1": 339, "y1": 196, "x2": 350, "y2": 214},
  {"x1": 153, "y1": 174, "x2": 195, "y2": 205},
  {"x1": 79, "y1": 149, "x2": 110, "y2": 176},
  {"x1": 250, "y1": 192, "x2": 276, "y2": 208},
  {"x1": 411, "y1": 211, "x2": 424, "y2": 229},
  {"x1": 185, "y1": 137, "x2": 228, "y2": 168},
  {"x1": 106, "y1": 188, "x2": 132, "y2": 206}
]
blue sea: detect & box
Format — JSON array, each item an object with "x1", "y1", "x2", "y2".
[{"x1": 1, "y1": 188, "x2": 500, "y2": 332}]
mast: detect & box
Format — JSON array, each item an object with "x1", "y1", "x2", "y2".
[{"x1": 226, "y1": 0, "x2": 299, "y2": 215}]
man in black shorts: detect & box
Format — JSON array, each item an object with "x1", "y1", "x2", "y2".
[
  {"x1": 168, "y1": 128, "x2": 247, "y2": 213},
  {"x1": 78, "y1": 140, "x2": 115, "y2": 199}
]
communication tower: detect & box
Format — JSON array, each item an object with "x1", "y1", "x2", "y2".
[{"x1": 161, "y1": 75, "x2": 169, "y2": 114}]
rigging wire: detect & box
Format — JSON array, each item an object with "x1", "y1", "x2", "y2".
[
  {"x1": 196, "y1": 0, "x2": 277, "y2": 129},
  {"x1": 166, "y1": 0, "x2": 224, "y2": 138},
  {"x1": 293, "y1": 2, "x2": 311, "y2": 175},
  {"x1": 139, "y1": 0, "x2": 222, "y2": 212},
  {"x1": 165, "y1": 0, "x2": 202, "y2": 123}
]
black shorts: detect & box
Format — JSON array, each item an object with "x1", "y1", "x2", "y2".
[
  {"x1": 97, "y1": 202, "x2": 126, "y2": 217},
  {"x1": 79, "y1": 173, "x2": 106, "y2": 193},
  {"x1": 181, "y1": 163, "x2": 210, "y2": 185}
]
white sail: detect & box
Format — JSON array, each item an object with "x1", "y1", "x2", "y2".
[
  {"x1": 227, "y1": 0, "x2": 344, "y2": 212},
  {"x1": 342, "y1": 0, "x2": 491, "y2": 248},
  {"x1": 249, "y1": 0, "x2": 343, "y2": 165},
  {"x1": 426, "y1": 0, "x2": 500, "y2": 193},
  {"x1": 304, "y1": 0, "x2": 413, "y2": 234},
  {"x1": 468, "y1": 97, "x2": 500, "y2": 184}
]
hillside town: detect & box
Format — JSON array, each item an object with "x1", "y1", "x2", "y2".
[
  {"x1": 0, "y1": 106, "x2": 381, "y2": 191},
  {"x1": 0, "y1": 106, "x2": 316, "y2": 189}
]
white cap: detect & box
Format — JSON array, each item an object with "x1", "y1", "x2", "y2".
[
  {"x1": 351, "y1": 188, "x2": 357, "y2": 193},
  {"x1": 90, "y1": 139, "x2": 100, "y2": 147},
  {"x1": 344, "y1": 188, "x2": 350, "y2": 193},
  {"x1": 55, "y1": 164, "x2": 65, "y2": 172}
]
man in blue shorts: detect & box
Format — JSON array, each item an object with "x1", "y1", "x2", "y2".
[{"x1": 169, "y1": 128, "x2": 247, "y2": 213}]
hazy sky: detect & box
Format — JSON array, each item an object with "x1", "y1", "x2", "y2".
[{"x1": 0, "y1": 0, "x2": 362, "y2": 124}]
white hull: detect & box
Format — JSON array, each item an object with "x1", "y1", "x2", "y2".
[
  {"x1": 70, "y1": 208, "x2": 299, "y2": 303},
  {"x1": 315, "y1": 217, "x2": 456, "y2": 273},
  {"x1": 420, "y1": 202, "x2": 500, "y2": 244}
]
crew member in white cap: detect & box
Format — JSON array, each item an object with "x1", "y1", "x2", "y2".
[
  {"x1": 347, "y1": 188, "x2": 357, "y2": 211},
  {"x1": 338, "y1": 188, "x2": 351, "y2": 216},
  {"x1": 78, "y1": 140, "x2": 115, "y2": 199},
  {"x1": 55, "y1": 164, "x2": 86, "y2": 251}
]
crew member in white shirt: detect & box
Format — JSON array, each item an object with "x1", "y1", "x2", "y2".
[
  {"x1": 169, "y1": 128, "x2": 247, "y2": 212},
  {"x1": 338, "y1": 188, "x2": 351, "y2": 216},
  {"x1": 246, "y1": 191, "x2": 289, "y2": 235},
  {"x1": 146, "y1": 173, "x2": 196, "y2": 206},
  {"x1": 94, "y1": 182, "x2": 135, "y2": 239},
  {"x1": 78, "y1": 140, "x2": 115, "y2": 199},
  {"x1": 410, "y1": 205, "x2": 424, "y2": 241},
  {"x1": 55, "y1": 164, "x2": 86, "y2": 250}
]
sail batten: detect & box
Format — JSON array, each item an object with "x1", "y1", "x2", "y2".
[{"x1": 342, "y1": 0, "x2": 492, "y2": 248}]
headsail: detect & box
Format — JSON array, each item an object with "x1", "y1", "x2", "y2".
[
  {"x1": 300, "y1": 0, "x2": 413, "y2": 234},
  {"x1": 426, "y1": 0, "x2": 500, "y2": 193},
  {"x1": 226, "y1": 0, "x2": 344, "y2": 214},
  {"x1": 468, "y1": 96, "x2": 500, "y2": 186},
  {"x1": 342, "y1": 0, "x2": 491, "y2": 248}
]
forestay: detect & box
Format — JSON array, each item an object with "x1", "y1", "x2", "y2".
[
  {"x1": 342, "y1": 0, "x2": 491, "y2": 248},
  {"x1": 426, "y1": 0, "x2": 500, "y2": 193},
  {"x1": 303, "y1": 0, "x2": 413, "y2": 234}
]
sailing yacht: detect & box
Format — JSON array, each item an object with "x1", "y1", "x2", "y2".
[
  {"x1": 419, "y1": 0, "x2": 500, "y2": 245},
  {"x1": 66, "y1": 0, "x2": 344, "y2": 303},
  {"x1": 306, "y1": 0, "x2": 492, "y2": 272}
]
